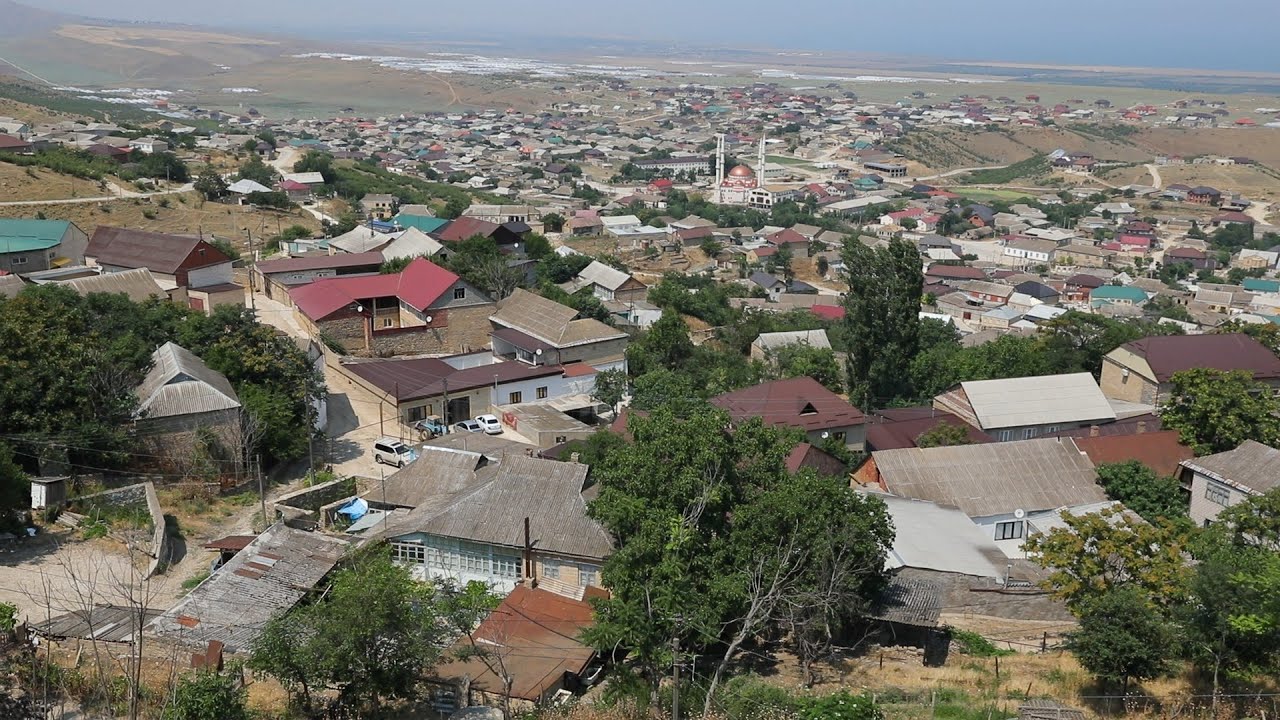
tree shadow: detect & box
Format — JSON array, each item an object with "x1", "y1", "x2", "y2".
[{"x1": 161, "y1": 513, "x2": 187, "y2": 569}]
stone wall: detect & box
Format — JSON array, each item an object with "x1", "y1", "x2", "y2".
[
  {"x1": 73, "y1": 481, "x2": 169, "y2": 579},
  {"x1": 272, "y1": 477, "x2": 358, "y2": 529}
]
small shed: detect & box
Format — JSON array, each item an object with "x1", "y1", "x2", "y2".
[{"x1": 30, "y1": 476, "x2": 68, "y2": 510}]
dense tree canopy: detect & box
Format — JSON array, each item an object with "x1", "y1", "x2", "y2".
[
  {"x1": 841, "y1": 237, "x2": 923, "y2": 408},
  {"x1": 586, "y1": 404, "x2": 892, "y2": 698},
  {"x1": 1161, "y1": 368, "x2": 1280, "y2": 454},
  {"x1": 1095, "y1": 461, "x2": 1187, "y2": 523}
]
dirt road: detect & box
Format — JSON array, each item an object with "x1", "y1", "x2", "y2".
[{"x1": 1145, "y1": 163, "x2": 1163, "y2": 189}]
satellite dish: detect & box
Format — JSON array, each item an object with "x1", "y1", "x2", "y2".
[{"x1": 1014, "y1": 508, "x2": 1026, "y2": 519}]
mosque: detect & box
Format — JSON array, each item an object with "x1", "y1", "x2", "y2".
[{"x1": 714, "y1": 133, "x2": 767, "y2": 206}]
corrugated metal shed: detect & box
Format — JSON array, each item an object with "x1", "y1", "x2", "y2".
[
  {"x1": 149, "y1": 523, "x2": 349, "y2": 652},
  {"x1": 33, "y1": 605, "x2": 162, "y2": 643},
  {"x1": 871, "y1": 438, "x2": 1107, "y2": 518},
  {"x1": 135, "y1": 342, "x2": 240, "y2": 419},
  {"x1": 60, "y1": 268, "x2": 166, "y2": 302},
  {"x1": 869, "y1": 574, "x2": 943, "y2": 628}
]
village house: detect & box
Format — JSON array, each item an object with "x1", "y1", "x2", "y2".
[
  {"x1": 133, "y1": 342, "x2": 242, "y2": 472},
  {"x1": 1057, "y1": 243, "x2": 1114, "y2": 268},
  {"x1": 84, "y1": 227, "x2": 243, "y2": 314},
  {"x1": 1062, "y1": 273, "x2": 1105, "y2": 303},
  {"x1": 360, "y1": 193, "x2": 397, "y2": 219},
  {"x1": 960, "y1": 280, "x2": 1014, "y2": 307},
  {"x1": 711, "y1": 377, "x2": 867, "y2": 451},
  {"x1": 383, "y1": 454, "x2": 612, "y2": 592},
  {"x1": 750, "y1": 329, "x2": 832, "y2": 362},
  {"x1": 0, "y1": 219, "x2": 89, "y2": 273},
  {"x1": 853, "y1": 438, "x2": 1108, "y2": 550},
  {"x1": 490, "y1": 288, "x2": 629, "y2": 372},
  {"x1": 1002, "y1": 236, "x2": 1057, "y2": 268},
  {"x1": 562, "y1": 261, "x2": 648, "y2": 302},
  {"x1": 1163, "y1": 246, "x2": 1217, "y2": 271},
  {"x1": 1180, "y1": 441, "x2": 1280, "y2": 526},
  {"x1": 934, "y1": 373, "x2": 1117, "y2": 441},
  {"x1": 288, "y1": 258, "x2": 494, "y2": 356},
  {"x1": 1100, "y1": 334, "x2": 1280, "y2": 406},
  {"x1": 253, "y1": 252, "x2": 386, "y2": 300}
]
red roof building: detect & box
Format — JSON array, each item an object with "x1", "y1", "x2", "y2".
[
  {"x1": 711, "y1": 377, "x2": 867, "y2": 450},
  {"x1": 287, "y1": 257, "x2": 495, "y2": 357}
]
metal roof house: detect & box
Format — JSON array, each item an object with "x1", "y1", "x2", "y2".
[
  {"x1": 490, "y1": 288, "x2": 629, "y2": 373},
  {"x1": 134, "y1": 342, "x2": 242, "y2": 472},
  {"x1": 1180, "y1": 440, "x2": 1280, "y2": 526},
  {"x1": 382, "y1": 454, "x2": 612, "y2": 594},
  {"x1": 0, "y1": 219, "x2": 89, "y2": 273},
  {"x1": 933, "y1": 372, "x2": 1116, "y2": 441}
]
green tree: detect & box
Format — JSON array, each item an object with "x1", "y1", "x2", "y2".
[
  {"x1": 1069, "y1": 586, "x2": 1179, "y2": 693},
  {"x1": 841, "y1": 237, "x2": 922, "y2": 408},
  {"x1": 236, "y1": 155, "x2": 277, "y2": 186},
  {"x1": 1025, "y1": 507, "x2": 1193, "y2": 612},
  {"x1": 0, "y1": 443, "x2": 29, "y2": 533},
  {"x1": 164, "y1": 670, "x2": 250, "y2": 720},
  {"x1": 134, "y1": 151, "x2": 189, "y2": 182},
  {"x1": 380, "y1": 256, "x2": 414, "y2": 274},
  {"x1": 441, "y1": 194, "x2": 470, "y2": 219},
  {"x1": 1095, "y1": 461, "x2": 1187, "y2": 523},
  {"x1": 593, "y1": 368, "x2": 628, "y2": 414},
  {"x1": 523, "y1": 232, "x2": 553, "y2": 260},
  {"x1": 292, "y1": 150, "x2": 336, "y2": 184},
  {"x1": 250, "y1": 553, "x2": 451, "y2": 715},
  {"x1": 541, "y1": 212, "x2": 565, "y2": 232},
  {"x1": 586, "y1": 405, "x2": 891, "y2": 701},
  {"x1": 1181, "y1": 489, "x2": 1280, "y2": 688},
  {"x1": 1161, "y1": 368, "x2": 1280, "y2": 454},
  {"x1": 1037, "y1": 311, "x2": 1179, "y2": 377},
  {"x1": 193, "y1": 167, "x2": 228, "y2": 200},
  {"x1": 769, "y1": 344, "x2": 843, "y2": 393},
  {"x1": 915, "y1": 422, "x2": 971, "y2": 448},
  {"x1": 625, "y1": 309, "x2": 695, "y2": 376}
]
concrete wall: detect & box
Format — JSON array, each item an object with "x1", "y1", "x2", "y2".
[
  {"x1": 73, "y1": 481, "x2": 168, "y2": 578},
  {"x1": 1099, "y1": 356, "x2": 1158, "y2": 404}
]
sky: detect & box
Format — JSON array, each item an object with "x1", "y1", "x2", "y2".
[{"x1": 27, "y1": 0, "x2": 1280, "y2": 72}]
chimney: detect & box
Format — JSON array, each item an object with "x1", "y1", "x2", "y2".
[
  {"x1": 1089, "y1": 425, "x2": 1100, "y2": 437},
  {"x1": 1137, "y1": 421, "x2": 1147, "y2": 434},
  {"x1": 569, "y1": 452, "x2": 581, "y2": 463}
]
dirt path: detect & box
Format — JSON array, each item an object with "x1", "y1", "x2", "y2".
[
  {"x1": 427, "y1": 73, "x2": 461, "y2": 106},
  {"x1": 1145, "y1": 163, "x2": 1163, "y2": 189},
  {"x1": 1246, "y1": 201, "x2": 1273, "y2": 226},
  {"x1": 0, "y1": 182, "x2": 194, "y2": 207}
]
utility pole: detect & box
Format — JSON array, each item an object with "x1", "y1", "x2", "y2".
[
  {"x1": 256, "y1": 454, "x2": 267, "y2": 532},
  {"x1": 245, "y1": 228, "x2": 257, "y2": 314},
  {"x1": 442, "y1": 377, "x2": 450, "y2": 428},
  {"x1": 671, "y1": 631, "x2": 681, "y2": 720}
]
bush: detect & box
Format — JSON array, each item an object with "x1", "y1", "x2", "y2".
[
  {"x1": 949, "y1": 628, "x2": 1013, "y2": 657},
  {"x1": 716, "y1": 675, "x2": 800, "y2": 720},
  {"x1": 164, "y1": 669, "x2": 249, "y2": 720},
  {"x1": 799, "y1": 691, "x2": 883, "y2": 720},
  {"x1": 0, "y1": 601, "x2": 16, "y2": 632}
]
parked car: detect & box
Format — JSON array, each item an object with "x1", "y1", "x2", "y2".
[
  {"x1": 373, "y1": 438, "x2": 416, "y2": 467},
  {"x1": 453, "y1": 419, "x2": 482, "y2": 433},
  {"x1": 475, "y1": 414, "x2": 504, "y2": 435}
]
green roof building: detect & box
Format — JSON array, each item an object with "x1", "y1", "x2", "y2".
[
  {"x1": 1243, "y1": 278, "x2": 1280, "y2": 294},
  {"x1": 0, "y1": 219, "x2": 88, "y2": 273},
  {"x1": 395, "y1": 215, "x2": 450, "y2": 234},
  {"x1": 1089, "y1": 285, "x2": 1149, "y2": 306}
]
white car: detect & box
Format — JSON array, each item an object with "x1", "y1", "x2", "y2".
[{"x1": 475, "y1": 414, "x2": 504, "y2": 435}]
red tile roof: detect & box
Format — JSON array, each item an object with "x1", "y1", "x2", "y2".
[
  {"x1": 767, "y1": 228, "x2": 808, "y2": 246},
  {"x1": 288, "y1": 257, "x2": 460, "y2": 320},
  {"x1": 811, "y1": 304, "x2": 845, "y2": 320},
  {"x1": 711, "y1": 377, "x2": 865, "y2": 432},
  {"x1": 1072, "y1": 431, "x2": 1192, "y2": 477},
  {"x1": 434, "y1": 216, "x2": 499, "y2": 242}
]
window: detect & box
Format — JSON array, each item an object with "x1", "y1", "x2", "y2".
[
  {"x1": 381, "y1": 317, "x2": 393, "y2": 328},
  {"x1": 408, "y1": 406, "x2": 424, "y2": 422},
  {"x1": 578, "y1": 564, "x2": 599, "y2": 587},
  {"x1": 542, "y1": 560, "x2": 561, "y2": 580},
  {"x1": 509, "y1": 391, "x2": 523, "y2": 404},
  {"x1": 995, "y1": 521, "x2": 1024, "y2": 541},
  {"x1": 492, "y1": 553, "x2": 520, "y2": 579},
  {"x1": 1022, "y1": 428, "x2": 1038, "y2": 440},
  {"x1": 536, "y1": 386, "x2": 549, "y2": 400},
  {"x1": 1205, "y1": 482, "x2": 1230, "y2": 507},
  {"x1": 392, "y1": 541, "x2": 425, "y2": 565},
  {"x1": 997, "y1": 430, "x2": 1013, "y2": 442},
  {"x1": 11, "y1": 257, "x2": 26, "y2": 265},
  {"x1": 453, "y1": 287, "x2": 466, "y2": 300}
]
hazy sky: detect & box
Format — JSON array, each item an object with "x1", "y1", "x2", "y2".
[{"x1": 30, "y1": 0, "x2": 1280, "y2": 72}]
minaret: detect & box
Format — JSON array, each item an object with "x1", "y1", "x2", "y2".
[
  {"x1": 715, "y1": 133, "x2": 726, "y2": 204},
  {"x1": 757, "y1": 132, "x2": 767, "y2": 184}
]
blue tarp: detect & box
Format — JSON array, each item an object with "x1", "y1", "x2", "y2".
[{"x1": 337, "y1": 497, "x2": 368, "y2": 521}]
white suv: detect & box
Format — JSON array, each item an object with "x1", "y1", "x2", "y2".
[{"x1": 373, "y1": 438, "x2": 416, "y2": 468}]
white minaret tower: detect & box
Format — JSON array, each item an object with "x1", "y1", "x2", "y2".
[
  {"x1": 757, "y1": 132, "x2": 767, "y2": 182},
  {"x1": 715, "y1": 133, "x2": 726, "y2": 204}
]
